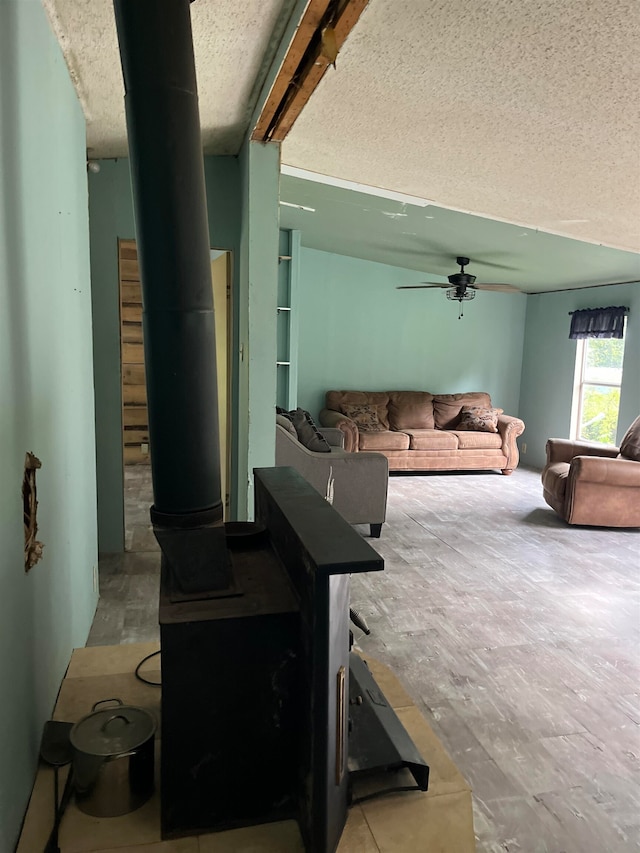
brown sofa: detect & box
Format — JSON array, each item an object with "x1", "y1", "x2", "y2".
[
  {"x1": 542, "y1": 415, "x2": 640, "y2": 527},
  {"x1": 319, "y1": 390, "x2": 525, "y2": 475}
]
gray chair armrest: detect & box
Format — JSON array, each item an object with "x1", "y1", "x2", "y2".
[
  {"x1": 275, "y1": 424, "x2": 387, "y2": 526},
  {"x1": 319, "y1": 427, "x2": 344, "y2": 448}
]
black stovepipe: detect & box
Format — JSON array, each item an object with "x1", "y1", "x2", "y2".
[{"x1": 113, "y1": 0, "x2": 222, "y2": 526}]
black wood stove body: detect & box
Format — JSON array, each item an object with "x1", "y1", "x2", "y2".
[
  {"x1": 112, "y1": 2, "x2": 428, "y2": 850},
  {"x1": 160, "y1": 468, "x2": 383, "y2": 850}
]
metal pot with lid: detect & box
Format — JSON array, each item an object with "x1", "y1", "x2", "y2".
[{"x1": 70, "y1": 698, "x2": 156, "y2": 817}]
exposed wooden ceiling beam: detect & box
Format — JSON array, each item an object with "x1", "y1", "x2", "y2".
[
  {"x1": 252, "y1": 0, "x2": 370, "y2": 144},
  {"x1": 252, "y1": 0, "x2": 333, "y2": 143}
]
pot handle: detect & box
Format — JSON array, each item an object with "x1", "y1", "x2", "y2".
[
  {"x1": 92, "y1": 698, "x2": 124, "y2": 712},
  {"x1": 100, "y1": 714, "x2": 133, "y2": 733}
]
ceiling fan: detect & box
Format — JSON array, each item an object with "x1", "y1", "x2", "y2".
[{"x1": 397, "y1": 256, "x2": 521, "y2": 317}]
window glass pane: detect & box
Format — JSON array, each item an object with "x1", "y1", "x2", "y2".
[
  {"x1": 571, "y1": 332, "x2": 626, "y2": 443},
  {"x1": 579, "y1": 384, "x2": 620, "y2": 444},
  {"x1": 583, "y1": 338, "x2": 624, "y2": 384}
]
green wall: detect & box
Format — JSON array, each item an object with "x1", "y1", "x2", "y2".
[
  {"x1": 89, "y1": 161, "x2": 135, "y2": 552},
  {"x1": 295, "y1": 248, "x2": 527, "y2": 419},
  {"x1": 237, "y1": 141, "x2": 280, "y2": 517},
  {"x1": 89, "y1": 156, "x2": 243, "y2": 548},
  {"x1": 519, "y1": 283, "x2": 640, "y2": 469},
  {"x1": 89, "y1": 149, "x2": 280, "y2": 543},
  {"x1": 0, "y1": 2, "x2": 98, "y2": 848}
]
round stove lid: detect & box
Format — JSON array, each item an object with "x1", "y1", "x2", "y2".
[{"x1": 71, "y1": 704, "x2": 156, "y2": 757}]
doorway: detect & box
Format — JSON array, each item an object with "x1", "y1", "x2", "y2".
[{"x1": 118, "y1": 239, "x2": 232, "y2": 551}]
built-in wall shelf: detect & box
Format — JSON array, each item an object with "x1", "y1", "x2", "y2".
[{"x1": 276, "y1": 231, "x2": 300, "y2": 410}]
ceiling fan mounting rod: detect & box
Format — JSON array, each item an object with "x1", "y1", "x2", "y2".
[{"x1": 456, "y1": 256, "x2": 470, "y2": 271}]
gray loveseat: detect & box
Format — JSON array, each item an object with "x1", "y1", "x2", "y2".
[{"x1": 275, "y1": 418, "x2": 388, "y2": 537}]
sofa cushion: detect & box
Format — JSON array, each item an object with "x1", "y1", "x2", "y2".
[
  {"x1": 359, "y1": 430, "x2": 410, "y2": 451},
  {"x1": 456, "y1": 406, "x2": 503, "y2": 433},
  {"x1": 619, "y1": 415, "x2": 640, "y2": 461},
  {"x1": 341, "y1": 403, "x2": 385, "y2": 432},
  {"x1": 403, "y1": 429, "x2": 459, "y2": 451},
  {"x1": 387, "y1": 391, "x2": 435, "y2": 430},
  {"x1": 451, "y1": 430, "x2": 504, "y2": 450},
  {"x1": 326, "y1": 390, "x2": 390, "y2": 429},
  {"x1": 433, "y1": 392, "x2": 493, "y2": 429}
]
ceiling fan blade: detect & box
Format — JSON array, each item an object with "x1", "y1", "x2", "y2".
[
  {"x1": 461, "y1": 256, "x2": 520, "y2": 272},
  {"x1": 476, "y1": 262, "x2": 519, "y2": 272},
  {"x1": 473, "y1": 283, "x2": 521, "y2": 293},
  {"x1": 397, "y1": 283, "x2": 449, "y2": 290},
  {"x1": 392, "y1": 246, "x2": 521, "y2": 271}
]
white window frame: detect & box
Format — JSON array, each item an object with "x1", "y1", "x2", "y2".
[{"x1": 570, "y1": 332, "x2": 626, "y2": 442}]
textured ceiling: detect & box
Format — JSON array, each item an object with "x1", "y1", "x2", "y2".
[
  {"x1": 279, "y1": 173, "x2": 640, "y2": 293},
  {"x1": 282, "y1": 0, "x2": 640, "y2": 252},
  {"x1": 43, "y1": 0, "x2": 297, "y2": 157},
  {"x1": 44, "y1": 0, "x2": 639, "y2": 276}
]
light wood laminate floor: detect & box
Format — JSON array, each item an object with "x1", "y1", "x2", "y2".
[{"x1": 91, "y1": 465, "x2": 640, "y2": 853}]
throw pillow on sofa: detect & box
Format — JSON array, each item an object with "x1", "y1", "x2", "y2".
[
  {"x1": 328, "y1": 391, "x2": 391, "y2": 430},
  {"x1": 278, "y1": 407, "x2": 331, "y2": 452},
  {"x1": 456, "y1": 406, "x2": 503, "y2": 433},
  {"x1": 433, "y1": 392, "x2": 493, "y2": 429},
  {"x1": 341, "y1": 403, "x2": 386, "y2": 432}
]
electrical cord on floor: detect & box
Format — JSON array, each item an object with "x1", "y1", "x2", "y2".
[
  {"x1": 135, "y1": 611, "x2": 370, "y2": 687},
  {"x1": 135, "y1": 649, "x2": 162, "y2": 687}
]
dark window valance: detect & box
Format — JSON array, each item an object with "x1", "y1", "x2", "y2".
[{"x1": 569, "y1": 305, "x2": 629, "y2": 339}]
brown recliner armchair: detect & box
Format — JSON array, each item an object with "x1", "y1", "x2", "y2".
[{"x1": 542, "y1": 416, "x2": 640, "y2": 527}]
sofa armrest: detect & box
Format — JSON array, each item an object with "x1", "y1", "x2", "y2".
[
  {"x1": 319, "y1": 408, "x2": 359, "y2": 452},
  {"x1": 546, "y1": 438, "x2": 619, "y2": 465},
  {"x1": 319, "y1": 427, "x2": 344, "y2": 448},
  {"x1": 569, "y1": 454, "x2": 640, "y2": 487},
  {"x1": 324, "y1": 449, "x2": 388, "y2": 526},
  {"x1": 275, "y1": 425, "x2": 388, "y2": 526},
  {"x1": 497, "y1": 414, "x2": 525, "y2": 471}
]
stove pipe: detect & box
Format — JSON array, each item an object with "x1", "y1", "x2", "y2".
[{"x1": 113, "y1": 0, "x2": 222, "y2": 527}]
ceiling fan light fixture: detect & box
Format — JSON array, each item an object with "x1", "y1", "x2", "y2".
[{"x1": 446, "y1": 287, "x2": 475, "y2": 302}]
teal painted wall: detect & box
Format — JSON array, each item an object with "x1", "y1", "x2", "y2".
[
  {"x1": 295, "y1": 249, "x2": 527, "y2": 419},
  {"x1": 89, "y1": 161, "x2": 135, "y2": 552},
  {"x1": 0, "y1": 2, "x2": 98, "y2": 848},
  {"x1": 89, "y1": 156, "x2": 253, "y2": 543},
  {"x1": 205, "y1": 158, "x2": 242, "y2": 517},
  {"x1": 519, "y1": 283, "x2": 640, "y2": 469},
  {"x1": 237, "y1": 141, "x2": 280, "y2": 518}
]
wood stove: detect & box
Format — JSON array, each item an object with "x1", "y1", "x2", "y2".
[
  {"x1": 159, "y1": 467, "x2": 383, "y2": 850},
  {"x1": 113, "y1": 2, "x2": 429, "y2": 850}
]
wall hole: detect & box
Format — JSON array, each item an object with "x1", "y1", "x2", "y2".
[{"x1": 23, "y1": 452, "x2": 44, "y2": 571}]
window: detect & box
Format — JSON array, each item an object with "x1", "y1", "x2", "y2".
[{"x1": 571, "y1": 333, "x2": 626, "y2": 444}]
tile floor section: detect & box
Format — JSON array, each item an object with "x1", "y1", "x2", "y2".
[
  {"x1": 19, "y1": 644, "x2": 474, "y2": 853},
  {"x1": 89, "y1": 464, "x2": 640, "y2": 853}
]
